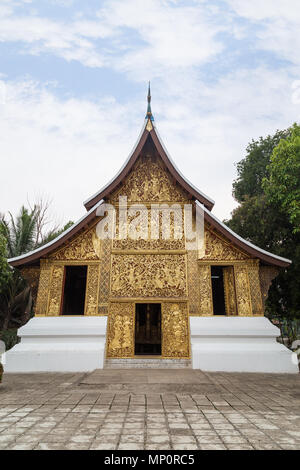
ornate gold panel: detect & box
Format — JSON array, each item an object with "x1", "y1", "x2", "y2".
[
  {"x1": 109, "y1": 158, "x2": 189, "y2": 203},
  {"x1": 202, "y1": 228, "x2": 249, "y2": 261},
  {"x1": 234, "y1": 265, "x2": 252, "y2": 316},
  {"x1": 98, "y1": 238, "x2": 111, "y2": 315},
  {"x1": 198, "y1": 265, "x2": 213, "y2": 315},
  {"x1": 187, "y1": 250, "x2": 200, "y2": 315},
  {"x1": 35, "y1": 261, "x2": 52, "y2": 316},
  {"x1": 85, "y1": 264, "x2": 100, "y2": 315},
  {"x1": 50, "y1": 227, "x2": 100, "y2": 261},
  {"x1": 248, "y1": 262, "x2": 264, "y2": 315},
  {"x1": 47, "y1": 265, "x2": 64, "y2": 315},
  {"x1": 106, "y1": 302, "x2": 135, "y2": 358},
  {"x1": 223, "y1": 266, "x2": 237, "y2": 315},
  {"x1": 113, "y1": 208, "x2": 185, "y2": 251},
  {"x1": 162, "y1": 303, "x2": 190, "y2": 358},
  {"x1": 110, "y1": 254, "x2": 187, "y2": 298}
]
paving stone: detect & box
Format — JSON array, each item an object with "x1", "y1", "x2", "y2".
[{"x1": 0, "y1": 370, "x2": 299, "y2": 451}]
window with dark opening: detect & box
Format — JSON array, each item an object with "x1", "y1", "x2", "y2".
[
  {"x1": 211, "y1": 266, "x2": 226, "y2": 315},
  {"x1": 61, "y1": 266, "x2": 87, "y2": 315}
]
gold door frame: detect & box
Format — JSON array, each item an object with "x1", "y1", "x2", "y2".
[{"x1": 106, "y1": 300, "x2": 190, "y2": 359}]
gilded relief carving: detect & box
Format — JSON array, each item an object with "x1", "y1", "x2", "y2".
[
  {"x1": 50, "y1": 228, "x2": 99, "y2": 261},
  {"x1": 110, "y1": 254, "x2": 187, "y2": 298},
  {"x1": 35, "y1": 261, "x2": 52, "y2": 316},
  {"x1": 110, "y1": 158, "x2": 189, "y2": 203},
  {"x1": 248, "y1": 263, "x2": 264, "y2": 315},
  {"x1": 187, "y1": 250, "x2": 200, "y2": 315},
  {"x1": 162, "y1": 303, "x2": 189, "y2": 358},
  {"x1": 85, "y1": 265, "x2": 100, "y2": 315},
  {"x1": 106, "y1": 303, "x2": 135, "y2": 358},
  {"x1": 202, "y1": 228, "x2": 249, "y2": 261},
  {"x1": 98, "y1": 238, "x2": 111, "y2": 315},
  {"x1": 234, "y1": 265, "x2": 252, "y2": 316},
  {"x1": 198, "y1": 265, "x2": 213, "y2": 315},
  {"x1": 223, "y1": 266, "x2": 237, "y2": 315},
  {"x1": 48, "y1": 265, "x2": 64, "y2": 315},
  {"x1": 113, "y1": 208, "x2": 185, "y2": 251}
]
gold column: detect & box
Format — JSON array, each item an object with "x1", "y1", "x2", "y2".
[
  {"x1": 247, "y1": 261, "x2": 264, "y2": 315},
  {"x1": 106, "y1": 302, "x2": 135, "y2": 358},
  {"x1": 47, "y1": 265, "x2": 64, "y2": 316},
  {"x1": 198, "y1": 264, "x2": 213, "y2": 315},
  {"x1": 223, "y1": 266, "x2": 237, "y2": 315},
  {"x1": 85, "y1": 264, "x2": 101, "y2": 315},
  {"x1": 234, "y1": 264, "x2": 252, "y2": 316},
  {"x1": 187, "y1": 250, "x2": 200, "y2": 315},
  {"x1": 162, "y1": 302, "x2": 190, "y2": 358},
  {"x1": 35, "y1": 260, "x2": 52, "y2": 316}
]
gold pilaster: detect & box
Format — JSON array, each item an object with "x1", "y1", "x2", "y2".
[
  {"x1": 47, "y1": 265, "x2": 64, "y2": 315},
  {"x1": 85, "y1": 264, "x2": 101, "y2": 315},
  {"x1": 35, "y1": 260, "x2": 52, "y2": 316},
  {"x1": 223, "y1": 266, "x2": 237, "y2": 315},
  {"x1": 247, "y1": 261, "x2": 264, "y2": 315},
  {"x1": 198, "y1": 265, "x2": 214, "y2": 315},
  {"x1": 162, "y1": 302, "x2": 190, "y2": 358},
  {"x1": 106, "y1": 302, "x2": 135, "y2": 358},
  {"x1": 234, "y1": 265, "x2": 252, "y2": 316}
]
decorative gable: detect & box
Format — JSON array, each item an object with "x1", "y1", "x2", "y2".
[
  {"x1": 201, "y1": 227, "x2": 250, "y2": 261},
  {"x1": 109, "y1": 157, "x2": 189, "y2": 203}
]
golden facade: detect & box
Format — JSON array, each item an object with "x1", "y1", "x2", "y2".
[{"x1": 17, "y1": 113, "x2": 284, "y2": 362}]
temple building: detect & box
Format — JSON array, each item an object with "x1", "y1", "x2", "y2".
[{"x1": 5, "y1": 88, "x2": 298, "y2": 373}]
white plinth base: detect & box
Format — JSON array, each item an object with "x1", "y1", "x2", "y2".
[
  {"x1": 3, "y1": 316, "x2": 107, "y2": 373},
  {"x1": 190, "y1": 317, "x2": 298, "y2": 374}
]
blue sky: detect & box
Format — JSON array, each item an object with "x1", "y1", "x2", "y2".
[{"x1": 1, "y1": 0, "x2": 300, "y2": 226}]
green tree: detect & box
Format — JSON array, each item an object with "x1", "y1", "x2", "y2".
[
  {"x1": 263, "y1": 123, "x2": 300, "y2": 232},
  {"x1": 233, "y1": 129, "x2": 291, "y2": 203},
  {"x1": 0, "y1": 233, "x2": 11, "y2": 294},
  {"x1": 0, "y1": 202, "x2": 73, "y2": 350},
  {"x1": 225, "y1": 124, "x2": 300, "y2": 320},
  {"x1": 1, "y1": 207, "x2": 38, "y2": 258}
]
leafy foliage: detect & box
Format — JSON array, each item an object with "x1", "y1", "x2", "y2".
[
  {"x1": 225, "y1": 124, "x2": 300, "y2": 320},
  {"x1": 0, "y1": 272, "x2": 33, "y2": 331},
  {"x1": 232, "y1": 129, "x2": 291, "y2": 203},
  {"x1": 0, "y1": 200, "x2": 74, "y2": 351},
  {"x1": 263, "y1": 124, "x2": 300, "y2": 232},
  {"x1": 0, "y1": 233, "x2": 11, "y2": 295},
  {"x1": 1, "y1": 207, "x2": 38, "y2": 258}
]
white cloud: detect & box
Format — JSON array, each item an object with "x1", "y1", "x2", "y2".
[
  {"x1": 1, "y1": 0, "x2": 300, "y2": 223},
  {"x1": 0, "y1": 78, "x2": 141, "y2": 223},
  {"x1": 1, "y1": 65, "x2": 299, "y2": 225},
  {"x1": 96, "y1": 0, "x2": 225, "y2": 77},
  {"x1": 227, "y1": 0, "x2": 300, "y2": 66},
  {"x1": 0, "y1": 0, "x2": 224, "y2": 72}
]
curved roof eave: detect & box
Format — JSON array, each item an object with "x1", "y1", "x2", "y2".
[
  {"x1": 84, "y1": 119, "x2": 215, "y2": 211},
  {"x1": 196, "y1": 201, "x2": 292, "y2": 267},
  {"x1": 152, "y1": 123, "x2": 215, "y2": 208},
  {"x1": 83, "y1": 121, "x2": 148, "y2": 210},
  {"x1": 8, "y1": 199, "x2": 104, "y2": 267}
]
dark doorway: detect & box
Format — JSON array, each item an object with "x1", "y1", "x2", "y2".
[
  {"x1": 61, "y1": 266, "x2": 87, "y2": 315},
  {"x1": 135, "y1": 303, "x2": 161, "y2": 355},
  {"x1": 211, "y1": 266, "x2": 226, "y2": 315}
]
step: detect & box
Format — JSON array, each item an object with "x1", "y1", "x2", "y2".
[{"x1": 104, "y1": 358, "x2": 192, "y2": 369}]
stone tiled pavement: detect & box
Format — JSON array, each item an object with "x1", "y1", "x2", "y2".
[{"x1": 0, "y1": 369, "x2": 299, "y2": 450}]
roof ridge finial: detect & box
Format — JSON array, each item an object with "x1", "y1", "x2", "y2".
[{"x1": 146, "y1": 81, "x2": 154, "y2": 121}]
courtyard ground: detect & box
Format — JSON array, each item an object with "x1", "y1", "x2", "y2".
[{"x1": 0, "y1": 369, "x2": 299, "y2": 450}]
